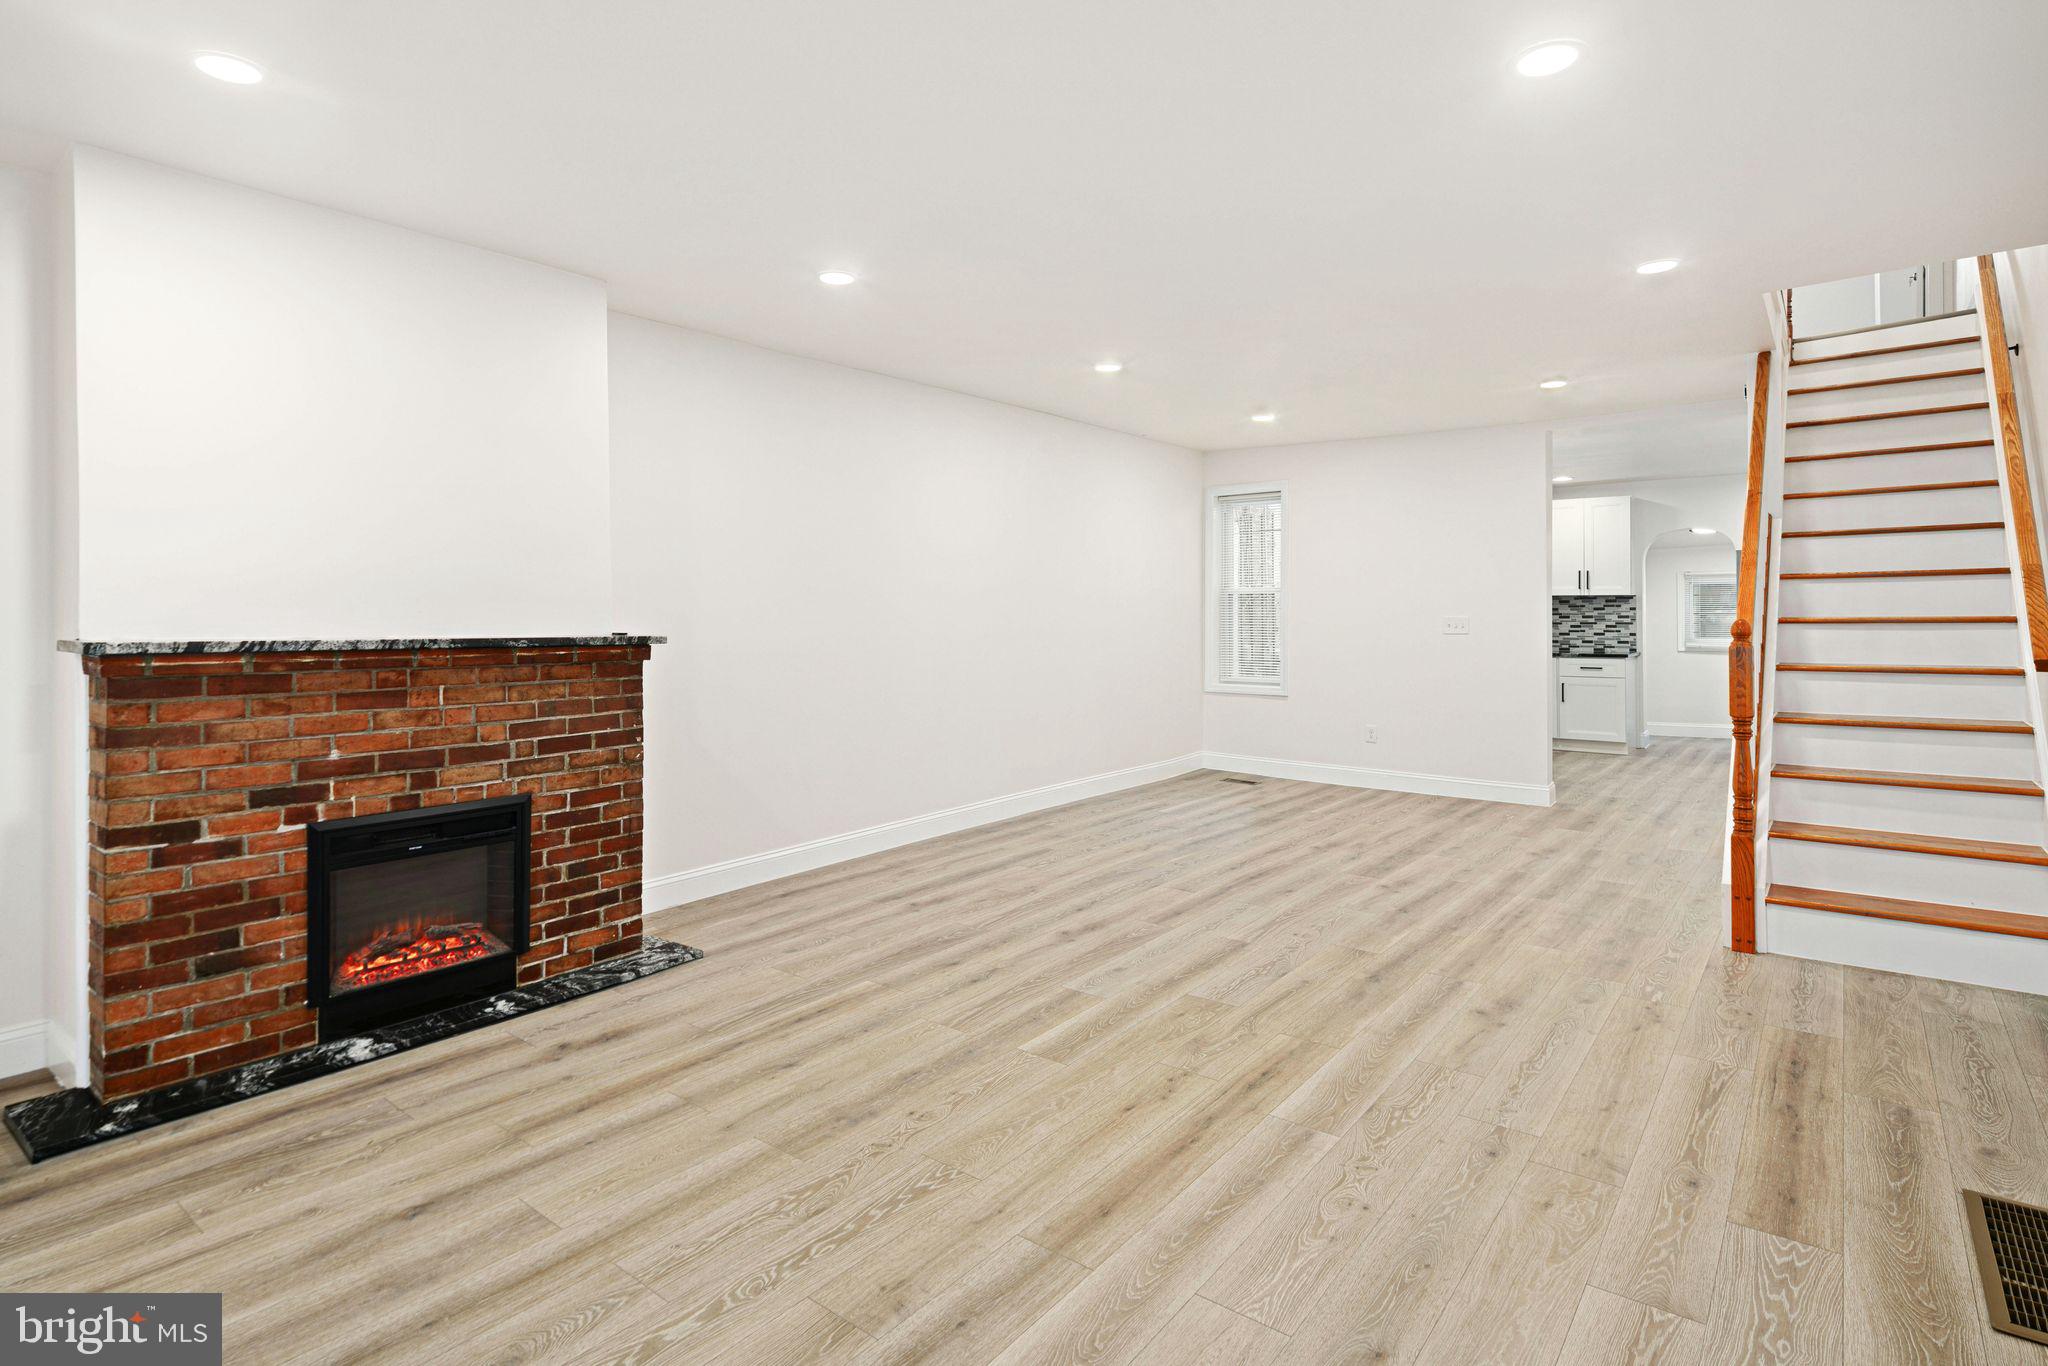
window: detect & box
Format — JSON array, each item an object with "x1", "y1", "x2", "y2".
[
  {"x1": 1682, "y1": 571, "x2": 1736, "y2": 651},
  {"x1": 1207, "y1": 485, "x2": 1286, "y2": 692}
]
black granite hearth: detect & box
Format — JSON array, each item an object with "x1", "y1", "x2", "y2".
[{"x1": 5, "y1": 937, "x2": 703, "y2": 1162}]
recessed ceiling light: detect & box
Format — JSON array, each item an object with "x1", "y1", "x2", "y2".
[
  {"x1": 1093, "y1": 360, "x2": 1123, "y2": 374},
  {"x1": 193, "y1": 52, "x2": 263, "y2": 84},
  {"x1": 1538, "y1": 378, "x2": 1569, "y2": 390},
  {"x1": 1552, "y1": 475, "x2": 1574, "y2": 484},
  {"x1": 1636, "y1": 258, "x2": 1681, "y2": 275},
  {"x1": 1250, "y1": 411, "x2": 1277, "y2": 423},
  {"x1": 1515, "y1": 40, "x2": 1582, "y2": 78},
  {"x1": 817, "y1": 270, "x2": 858, "y2": 286},
  {"x1": 1690, "y1": 526, "x2": 1716, "y2": 534}
]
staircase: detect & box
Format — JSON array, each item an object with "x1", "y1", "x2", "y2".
[{"x1": 1753, "y1": 303, "x2": 2048, "y2": 992}]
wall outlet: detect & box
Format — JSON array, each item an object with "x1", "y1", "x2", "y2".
[
  {"x1": 1442, "y1": 615, "x2": 1470, "y2": 635},
  {"x1": 1364, "y1": 725, "x2": 1378, "y2": 743}
]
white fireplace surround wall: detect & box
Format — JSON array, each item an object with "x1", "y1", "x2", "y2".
[{"x1": 69, "y1": 147, "x2": 614, "y2": 641}]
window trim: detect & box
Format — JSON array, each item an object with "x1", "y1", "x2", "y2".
[
  {"x1": 1681, "y1": 569, "x2": 1737, "y2": 653},
  {"x1": 1205, "y1": 482, "x2": 1288, "y2": 696}
]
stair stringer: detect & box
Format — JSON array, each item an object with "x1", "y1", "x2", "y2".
[{"x1": 1977, "y1": 258, "x2": 2048, "y2": 855}]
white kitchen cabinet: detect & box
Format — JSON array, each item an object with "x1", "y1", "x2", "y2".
[
  {"x1": 1583, "y1": 499, "x2": 1632, "y2": 592},
  {"x1": 1552, "y1": 496, "x2": 1634, "y2": 596},
  {"x1": 1549, "y1": 499, "x2": 1585, "y2": 594},
  {"x1": 1558, "y1": 673, "x2": 1626, "y2": 742},
  {"x1": 1554, "y1": 656, "x2": 1641, "y2": 751}
]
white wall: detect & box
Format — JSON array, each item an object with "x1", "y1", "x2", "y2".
[
  {"x1": 69, "y1": 147, "x2": 614, "y2": 639},
  {"x1": 1792, "y1": 275, "x2": 1878, "y2": 338},
  {"x1": 1643, "y1": 539, "x2": 1739, "y2": 735},
  {"x1": 1201, "y1": 426, "x2": 1554, "y2": 805},
  {"x1": 1558, "y1": 474, "x2": 1745, "y2": 738},
  {"x1": 608, "y1": 315, "x2": 1206, "y2": 902},
  {"x1": 0, "y1": 163, "x2": 57, "y2": 1078}
]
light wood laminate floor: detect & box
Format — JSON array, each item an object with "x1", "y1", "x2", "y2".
[{"x1": 5, "y1": 740, "x2": 2046, "y2": 1363}]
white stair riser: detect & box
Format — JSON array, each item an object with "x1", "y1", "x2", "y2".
[
  {"x1": 1773, "y1": 621, "x2": 2020, "y2": 662},
  {"x1": 1785, "y1": 344, "x2": 1985, "y2": 386},
  {"x1": 1781, "y1": 485, "x2": 2004, "y2": 533},
  {"x1": 1778, "y1": 528, "x2": 2011, "y2": 574},
  {"x1": 1786, "y1": 373, "x2": 1988, "y2": 423},
  {"x1": 1790, "y1": 314, "x2": 1983, "y2": 361},
  {"x1": 1763, "y1": 904, "x2": 2048, "y2": 994},
  {"x1": 1773, "y1": 780, "x2": 2048, "y2": 844},
  {"x1": 1772, "y1": 673, "x2": 2030, "y2": 720},
  {"x1": 1784, "y1": 447, "x2": 1996, "y2": 491},
  {"x1": 1776, "y1": 574, "x2": 2014, "y2": 616},
  {"x1": 1768, "y1": 838, "x2": 2047, "y2": 909},
  {"x1": 1786, "y1": 410, "x2": 1993, "y2": 455},
  {"x1": 1769, "y1": 725, "x2": 2037, "y2": 779}
]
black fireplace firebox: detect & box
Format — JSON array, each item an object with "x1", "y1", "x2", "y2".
[{"x1": 306, "y1": 795, "x2": 531, "y2": 1036}]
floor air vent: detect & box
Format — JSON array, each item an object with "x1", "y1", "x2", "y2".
[
  {"x1": 1220, "y1": 776, "x2": 1261, "y2": 785},
  {"x1": 1965, "y1": 1189, "x2": 2048, "y2": 1344}
]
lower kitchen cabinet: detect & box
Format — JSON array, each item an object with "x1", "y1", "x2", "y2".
[{"x1": 1553, "y1": 656, "x2": 1641, "y2": 751}]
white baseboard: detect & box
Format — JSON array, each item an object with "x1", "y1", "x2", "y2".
[
  {"x1": 43, "y1": 1017, "x2": 81, "y2": 1090},
  {"x1": 645, "y1": 753, "x2": 1207, "y2": 910},
  {"x1": 1200, "y1": 752, "x2": 1555, "y2": 807},
  {"x1": 0, "y1": 1019, "x2": 49, "y2": 1083},
  {"x1": 1649, "y1": 721, "x2": 1732, "y2": 739}
]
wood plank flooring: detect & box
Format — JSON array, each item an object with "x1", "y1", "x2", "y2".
[{"x1": 4, "y1": 739, "x2": 2044, "y2": 1363}]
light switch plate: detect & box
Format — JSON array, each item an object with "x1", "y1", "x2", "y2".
[{"x1": 1442, "y1": 616, "x2": 1470, "y2": 635}]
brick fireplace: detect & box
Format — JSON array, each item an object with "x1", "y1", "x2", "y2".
[{"x1": 80, "y1": 639, "x2": 652, "y2": 1099}]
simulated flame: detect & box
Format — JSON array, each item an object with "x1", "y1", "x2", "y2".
[{"x1": 334, "y1": 919, "x2": 508, "y2": 990}]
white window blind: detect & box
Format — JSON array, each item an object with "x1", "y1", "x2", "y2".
[
  {"x1": 1212, "y1": 489, "x2": 1285, "y2": 689},
  {"x1": 1683, "y1": 572, "x2": 1737, "y2": 651}
]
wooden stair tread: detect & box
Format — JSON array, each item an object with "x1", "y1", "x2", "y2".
[
  {"x1": 1778, "y1": 567, "x2": 2008, "y2": 580},
  {"x1": 1771, "y1": 764, "x2": 2043, "y2": 796},
  {"x1": 1782, "y1": 521, "x2": 2002, "y2": 538},
  {"x1": 1766, "y1": 883, "x2": 2048, "y2": 939},
  {"x1": 1787, "y1": 402, "x2": 1989, "y2": 429},
  {"x1": 1775, "y1": 663, "x2": 2024, "y2": 676},
  {"x1": 1789, "y1": 335, "x2": 1982, "y2": 366},
  {"x1": 1782, "y1": 479, "x2": 1996, "y2": 500},
  {"x1": 1787, "y1": 367, "x2": 1985, "y2": 396},
  {"x1": 1774, "y1": 711, "x2": 2033, "y2": 734},
  {"x1": 1775, "y1": 615, "x2": 2017, "y2": 624},
  {"x1": 1769, "y1": 820, "x2": 2048, "y2": 865},
  {"x1": 1785, "y1": 439, "x2": 1992, "y2": 464}
]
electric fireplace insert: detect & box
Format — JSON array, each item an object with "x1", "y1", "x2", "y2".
[{"x1": 306, "y1": 795, "x2": 531, "y2": 1036}]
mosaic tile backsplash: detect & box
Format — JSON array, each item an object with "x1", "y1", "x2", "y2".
[{"x1": 1553, "y1": 595, "x2": 1638, "y2": 656}]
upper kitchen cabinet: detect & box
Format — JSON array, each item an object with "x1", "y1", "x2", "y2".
[{"x1": 1551, "y1": 495, "x2": 1634, "y2": 596}]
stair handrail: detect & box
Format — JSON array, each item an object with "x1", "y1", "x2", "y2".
[
  {"x1": 1729, "y1": 348, "x2": 1773, "y2": 954},
  {"x1": 1977, "y1": 254, "x2": 2048, "y2": 669}
]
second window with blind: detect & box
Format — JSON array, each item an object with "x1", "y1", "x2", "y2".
[
  {"x1": 1682, "y1": 571, "x2": 1737, "y2": 651},
  {"x1": 1206, "y1": 485, "x2": 1286, "y2": 693}
]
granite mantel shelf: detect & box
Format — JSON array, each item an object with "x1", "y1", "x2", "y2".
[{"x1": 59, "y1": 633, "x2": 665, "y2": 658}]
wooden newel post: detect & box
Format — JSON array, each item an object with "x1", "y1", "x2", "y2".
[
  {"x1": 1728, "y1": 617, "x2": 1757, "y2": 952},
  {"x1": 1728, "y1": 346, "x2": 1770, "y2": 956}
]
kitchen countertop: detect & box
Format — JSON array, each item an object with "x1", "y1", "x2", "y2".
[{"x1": 1555, "y1": 651, "x2": 1638, "y2": 659}]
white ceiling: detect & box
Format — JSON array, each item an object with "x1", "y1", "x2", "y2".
[
  {"x1": 4, "y1": 0, "x2": 2046, "y2": 451},
  {"x1": 1551, "y1": 398, "x2": 1749, "y2": 485}
]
